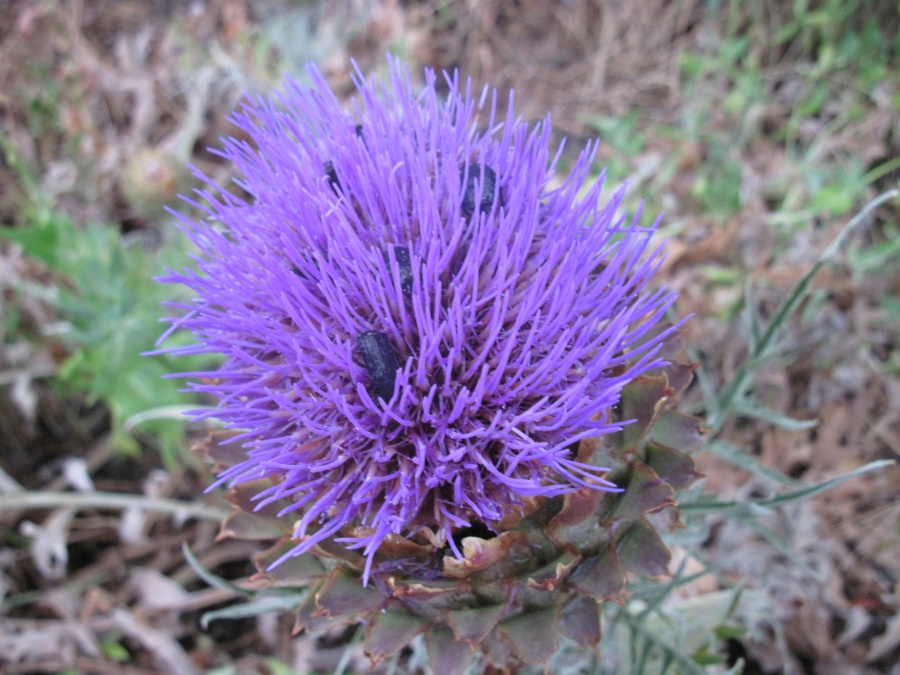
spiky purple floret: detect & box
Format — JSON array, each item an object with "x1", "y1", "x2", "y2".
[{"x1": 158, "y1": 58, "x2": 677, "y2": 580}]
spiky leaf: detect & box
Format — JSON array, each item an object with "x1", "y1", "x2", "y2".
[
  {"x1": 661, "y1": 361, "x2": 698, "y2": 397},
  {"x1": 567, "y1": 545, "x2": 626, "y2": 601},
  {"x1": 523, "y1": 553, "x2": 577, "y2": 592},
  {"x1": 558, "y1": 594, "x2": 602, "y2": 647},
  {"x1": 222, "y1": 480, "x2": 300, "y2": 532},
  {"x1": 426, "y1": 628, "x2": 476, "y2": 675},
  {"x1": 219, "y1": 510, "x2": 287, "y2": 541},
  {"x1": 295, "y1": 585, "x2": 352, "y2": 633},
  {"x1": 618, "y1": 374, "x2": 671, "y2": 451},
  {"x1": 253, "y1": 542, "x2": 326, "y2": 585},
  {"x1": 195, "y1": 431, "x2": 249, "y2": 468},
  {"x1": 648, "y1": 411, "x2": 705, "y2": 453},
  {"x1": 614, "y1": 517, "x2": 671, "y2": 577},
  {"x1": 364, "y1": 609, "x2": 424, "y2": 660},
  {"x1": 446, "y1": 605, "x2": 506, "y2": 646},
  {"x1": 315, "y1": 569, "x2": 384, "y2": 618},
  {"x1": 644, "y1": 442, "x2": 700, "y2": 490},
  {"x1": 546, "y1": 487, "x2": 609, "y2": 550},
  {"x1": 608, "y1": 461, "x2": 676, "y2": 520},
  {"x1": 498, "y1": 607, "x2": 560, "y2": 665}
]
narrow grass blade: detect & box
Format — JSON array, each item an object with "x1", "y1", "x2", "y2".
[
  {"x1": 731, "y1": 399, "x2": 818, "y2": 430},
  {"x1": 680, "y1": 459, "x2": 893, "y2": 514},
  {"x1": 125, "y1": 405, "x2": 214, "y2": 431},
  {"x1": 741, "y1": 278, "x2": 760, "y2": 353},
  {"x1": 182, "y1": 542, "x2": 254, "y2": 597},
  {"x1": 201, "y1": 592, "x2": 307, "y2": 627},
  {"x1": 706, "y1": 440, "x2": 804, "y2": 487}
]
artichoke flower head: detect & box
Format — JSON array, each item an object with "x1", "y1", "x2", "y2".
[{"x1": 161, "y1": 57, "x2": 699, "y2": 671}]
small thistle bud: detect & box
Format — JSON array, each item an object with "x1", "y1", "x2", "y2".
[
  {"x1": 353, "y1": 330, "x2": 403, "y2": 403},
  {"x1": 121, "y1": 147, "x2": 192, "y2": 220}
]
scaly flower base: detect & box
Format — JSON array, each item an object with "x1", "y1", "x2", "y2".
[{"x1": 199, "y1": 326, "x2": 702, "y2": 672}]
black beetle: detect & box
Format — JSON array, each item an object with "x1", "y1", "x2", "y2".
[
  {"x1": 383, "y1": 246, "x2": 414, "y2": 298},
  {"x1": 353, "y1": 331, "x2": 404, "y2": 403},
  {"x1": 324, "y1": 161, "x2": 341, "y2": 193},
  {"x1": 460, "y1": 164, "x2": 497, "y2": 218}
]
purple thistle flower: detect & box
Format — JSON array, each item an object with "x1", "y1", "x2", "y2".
[{"x1": 158, "y1": 58, "x2": 677, "y2": 582}]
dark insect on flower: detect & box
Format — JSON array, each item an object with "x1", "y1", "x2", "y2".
[
  {"x1": 383, "y1": 245, "x2": 414, "y2": 298},
  {"x1": 460, "y1": 163, "x2": 497, "y2": 218},
  {"x1": 324, "y1": 161, "x2": 341, "y2": 192},
  {"x1": 352, "y1": 330, "x2": 404, "y2": 403}
]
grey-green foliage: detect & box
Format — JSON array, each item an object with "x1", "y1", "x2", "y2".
[{"x1": 1, "y1": 141, "x2": 213, "y2": 467}]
